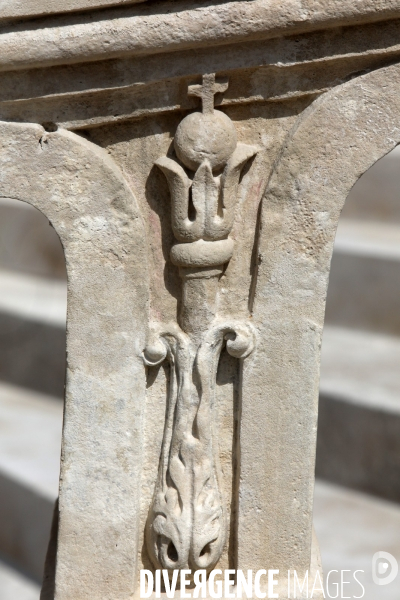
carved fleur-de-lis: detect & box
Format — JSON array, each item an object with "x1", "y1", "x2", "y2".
[
  {"x1": 156, "y1": 144, "x2": 257, "y2": 243},
  {"x1": 156, "y1": 74, "x2": 257, "y2": 248}
]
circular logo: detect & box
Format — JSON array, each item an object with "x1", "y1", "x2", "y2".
[{"x1": 372, "y1": 552, "x2": 398, "y2": 586}]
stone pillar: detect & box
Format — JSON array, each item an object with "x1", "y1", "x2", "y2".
[{"x1": 1, "y1": 2, "x2": 400, "y2": 599}]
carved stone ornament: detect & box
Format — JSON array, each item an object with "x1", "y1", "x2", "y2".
[{"x1": 143, "y1": 74, "x2": 257, "y2": 572}]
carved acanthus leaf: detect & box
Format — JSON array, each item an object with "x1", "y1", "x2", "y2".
[{"x1": 144, "y1": 320, "x2": 255, "y2": 572}]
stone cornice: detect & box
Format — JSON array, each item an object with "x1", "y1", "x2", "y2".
[
  {"x1": 1, "y1": 0, "x2": 400, "y2": 72},
  {"x1": 1, "y1": 14, "x2": 399, "y2": 129},
  {"x1": 0, "y1": 0, "x2": 145, "y2": 22}
]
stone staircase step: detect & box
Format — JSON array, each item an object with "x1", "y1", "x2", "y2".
[
  {"x1": 0, "y1": 382, "x2": 62, "y2": 582},
  {"x1": 0, "y1": 559, "x2": 40, "y2": 600},
  {"x1": 325, "y1": 219, "x2": 400, "y2": 335},
  {"x1": 317, "y1": 326, "x2": 400, "y2": 501},
  {"x1": 341, "y1": 144, "x2": 400, "y2": 224},
  {"x1": 0, "y1": 199, "x2": 66, "y2": 281},
  {"x1": 313, "y1": 479, "x2": 400, "y2": 600},
  {"x1": 0, "y1": 268, "x2": 67, "y2": 327},
  {"x1": 0, "y1": 268, "x2": 66, "y2": 398}
]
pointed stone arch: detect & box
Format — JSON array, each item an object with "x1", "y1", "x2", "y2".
[
  {"x1": 0, "y1": 122, "x2": 148, "y2": 598},
  {"x1": 242, "y1": 62, "x2": 400, "y2": 578}
]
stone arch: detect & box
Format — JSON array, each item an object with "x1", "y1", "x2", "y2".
[
  {"x1": 241, "y1": 62, "x2": 400, "y2": 578},
  {"x1": 0, "y1": 122, "x2": 148, "y2": 598}
]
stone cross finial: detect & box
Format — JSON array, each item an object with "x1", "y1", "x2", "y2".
[{"x1": 188, "y1": 73, "x2": 229, "y2": 114}]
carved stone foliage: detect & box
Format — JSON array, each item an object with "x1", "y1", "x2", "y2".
[
  {"x1": 143, "y1": 74, "x2": 257, "y2": 572},
  {"x1": 144, "y1": 321, "x2": 254, "y2": 572}
]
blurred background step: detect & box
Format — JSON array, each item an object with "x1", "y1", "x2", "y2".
[
  {"x1": 0, "y1": 199, "x2": 65, "y2": 281},
  {"x1": 317, "y1": 326, "x2": 400, "y2": 501},
  {"x1": 0, "y1": 382, "x2": 62, "y2": 583},
  {"x1": 0, "y1": 198, "x2": 66, "y2": 596},
  {"x1": 0, "y1": 268, "x2": 66, "y2": 398},
  {"x1": 313, "y1": 480, "x2": 400, "y2": 600},
  {"x1": 325, "y1": 219, "x2": 400, "y2": 335},
  {"x1": 0, "y1": 559, "x2": 40, "y2": 600},
  {"x1": 318, "y1": 145, "x2": 400, "y2": 500},
  {"x1": 338, "y1": 144, "x2": 400, "y2": 224},
  {"x1": 0, "y1": 197, "x2": 67, "y2": 399}
]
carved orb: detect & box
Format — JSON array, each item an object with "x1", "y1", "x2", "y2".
[{"x1": 174, "y1": 110, "x2": 237, "y2": 171}]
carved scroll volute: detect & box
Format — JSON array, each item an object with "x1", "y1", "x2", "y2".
[{"x1": 144, "y1": 74, "x2": 257, "y2": 574}]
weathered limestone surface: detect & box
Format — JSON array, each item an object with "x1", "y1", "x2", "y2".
[
  {"x1": 0, "y1": 123, "x2": 148, "y2": 598},
  {"x1": 0, "y1": 0, "x2": 145, "y2": 21},
  {"x1": 0, "y1": 1, "x2": 400, "y2": 599},
  {"x1": 242, "y1": 61, "x2": 400, "y2": 583},
  {"x1": 2, "y1": 0, "x2": 400, "y2": 72}
]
